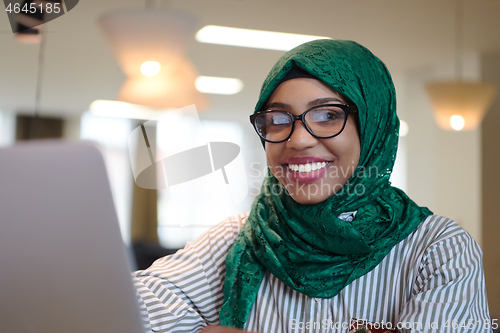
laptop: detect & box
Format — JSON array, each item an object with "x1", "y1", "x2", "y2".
[{"x1": 0, "y1": 141, "x2": 145, "y2": 333}]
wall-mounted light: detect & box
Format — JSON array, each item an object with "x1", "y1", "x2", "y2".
[
  {"x1": 426, "y1": 81, "x2": 496, "y2": 131},
  {"x1": 425, "y1": 0, "x2": 497, "y2": 131},
  {"x1": 399, "y1": 120, "x2": 409, "y2": 137}
]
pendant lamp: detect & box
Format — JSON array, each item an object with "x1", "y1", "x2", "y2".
[
  {"x1": 425, "y1": 0, "x2": 497, "y2": 131},
  {"x1": 13, "y1": 0, "x2": 45, "y2": 44},
  {"x1": 98, "y1": 8, "x2": 209, "y2": 110}
]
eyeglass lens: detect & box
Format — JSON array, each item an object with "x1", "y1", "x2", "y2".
[{"x1": 254, "y1": 105, "x2": 347, "y2": 142}]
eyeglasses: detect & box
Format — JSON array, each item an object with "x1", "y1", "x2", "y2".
[{"x1": 249, "y1": 104, "x2": 352, "y2": 143}]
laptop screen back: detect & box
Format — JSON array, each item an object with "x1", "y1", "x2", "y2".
[{"x1": 0, "y1": 141, "x2": 145, "y2": 333}]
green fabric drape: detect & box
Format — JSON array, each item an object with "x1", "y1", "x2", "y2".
[{"x1": 220, "y1": 40, "x2": 432, "y2": 328}]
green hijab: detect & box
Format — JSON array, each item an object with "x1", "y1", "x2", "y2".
[{"x1": 219, "y1": 39, "x2": 432, "y2": 328}]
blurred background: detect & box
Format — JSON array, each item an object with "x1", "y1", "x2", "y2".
[{"x1": 0, "y1": 0, "x2": 499, "y2": 321}]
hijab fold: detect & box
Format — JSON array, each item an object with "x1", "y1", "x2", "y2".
[{"x1": 219, "y1": 40, "x2": 432, "y2": 328}]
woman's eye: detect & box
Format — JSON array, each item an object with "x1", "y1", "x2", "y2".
[
  {"x1": 269, "y1": 113, "x2": 291, "y2": 125},
  {"x1": 273, "y1": 117, "x2": 289, "y2": 125},
  {"x1": 310, "y1": 109, "x2": 343, "y2": 122}
]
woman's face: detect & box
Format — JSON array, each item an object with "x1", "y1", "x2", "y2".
[{"x1": 265, "y1": 78, "x2": 361, "y2": 204}]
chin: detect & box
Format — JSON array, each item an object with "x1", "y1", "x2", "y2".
[
  {"x1": 290, "y1": 195, "x2": 328, "y2": 205},
  {"x1": 285, "y1": 184, "x2": 334, "y2": 205},
  {"x1": 282, "y1": 179, "x2": 347, "y2": 205}
]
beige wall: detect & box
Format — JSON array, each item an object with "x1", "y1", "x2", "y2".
[
  {"x1": 401, "y1": 51, "x2": 499, "y2": 318},
  {"x1": 402, "y1": 63, "x2": 482, "y2": 244},
  {"x1": 481, "y1": 52, "x2": 500, "y2": 320}
]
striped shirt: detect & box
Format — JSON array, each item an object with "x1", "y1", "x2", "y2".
[{"x1": 132, "y1": 214, "x2": 492, "y2": 333}]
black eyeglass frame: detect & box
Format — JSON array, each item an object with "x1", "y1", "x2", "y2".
[{"x1": 249, "y1": 104, "x2": 352, "y2": 143}]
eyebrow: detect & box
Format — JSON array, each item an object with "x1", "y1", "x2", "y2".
[
  {"x1": 264, "y1": 102, "x2": 291, "y2": 110},
  {"x1": 264, "y1": 97, "x2": 345, "y2": 111},
  {"x1": 307, "y1": 97, "x2": 344, "y2": 107}
]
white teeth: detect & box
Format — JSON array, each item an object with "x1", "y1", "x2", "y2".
[{"x1": 288, "y1": 161, "x2": 329, "y2": 173}]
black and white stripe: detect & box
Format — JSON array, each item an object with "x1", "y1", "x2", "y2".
[{"x1": 133, "y1": 214, "x2": 492, "y2": 333}]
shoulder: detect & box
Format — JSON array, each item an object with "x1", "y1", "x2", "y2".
[
  {"x1": 136, "y1": 212, "x2": 250, "y2": 275},
  {"x1": 396, "y1": 217, "x2": 490, "y2": 330},
  {"x1": 390, "y1": 214, "x2": 484, "y2": 291},
  {"x1": 404, "y1": 215, "x2": 484, "y2": 290},
  {"x1": 408, "y1": 214, "x2": 481, "y2": 254},
  {"x1": 132, "y1": 213, "x2": 250, "y2": 331},
  {"x1": 189, "y1": 212, "x2": 249, "y2": 250}
]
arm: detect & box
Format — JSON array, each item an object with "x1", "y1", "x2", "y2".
[
  {"x1": 133, "y1": 213, "x2": 248, "y2": 333},
  {"x1": 199, "y1": 326, "x2": 257, "y2": 333}
]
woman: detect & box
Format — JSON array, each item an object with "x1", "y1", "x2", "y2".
[{"x1": 133, "y1": 40, "x2": 491, "y2": 333}]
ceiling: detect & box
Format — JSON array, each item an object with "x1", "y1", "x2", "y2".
[{"x1": 1, "y1": 0, "x2": 499, "y2": 120}]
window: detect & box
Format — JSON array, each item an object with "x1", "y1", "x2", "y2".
[
  {"x1": 80, "y1": 112, "x2": 133, "y2": 244},
  {"x1": 157, "y1": 118, "x2": 249, "y2": 248}
]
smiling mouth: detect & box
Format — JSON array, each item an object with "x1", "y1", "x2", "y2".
[{"x1": 287, "y1": 161, "x2": 331, "y2": 173}]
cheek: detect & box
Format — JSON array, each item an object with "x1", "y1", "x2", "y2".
[
  {"x1": 347, "y1": 133, "x2": 361, "y2": 161},
  {"x1": 264, "y1": 143, "x2": 272, "y2": 164},
  {"x1": 265, "y1": 144, "x2": 287, "y2": 180},
  {"x1": 345, "y1": 140, "x2": 360, "y2": 168},
  {"x1": 342, "y1": 122, "x2": 361, "y2": 165},
  {"x1": 351, "y1": 136, "x2": 361, "y2": 166},
  {"x1": 324, "y1": 132, "x2": 360, "y2": 176},
  {"x1": 264, "y1": 144, "x2": 279, "y2": 169},
  {"x1": 265, "y1": 142, "x2": 284, "y2": 160}
]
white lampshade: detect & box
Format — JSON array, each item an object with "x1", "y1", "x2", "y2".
[
  {"x1": 118, "y1": 58, "x2": 208, "y2": 109},
  {"x1": 98, "y1": 8, "x2": 208, "y2": 109},
  {"x1": 425, "y1": 81, "x2": 497, "y2": 131}
]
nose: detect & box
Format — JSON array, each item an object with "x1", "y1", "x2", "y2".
[{"x1": 286, "y1": 120, "x2": 318, "y2": 150}]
